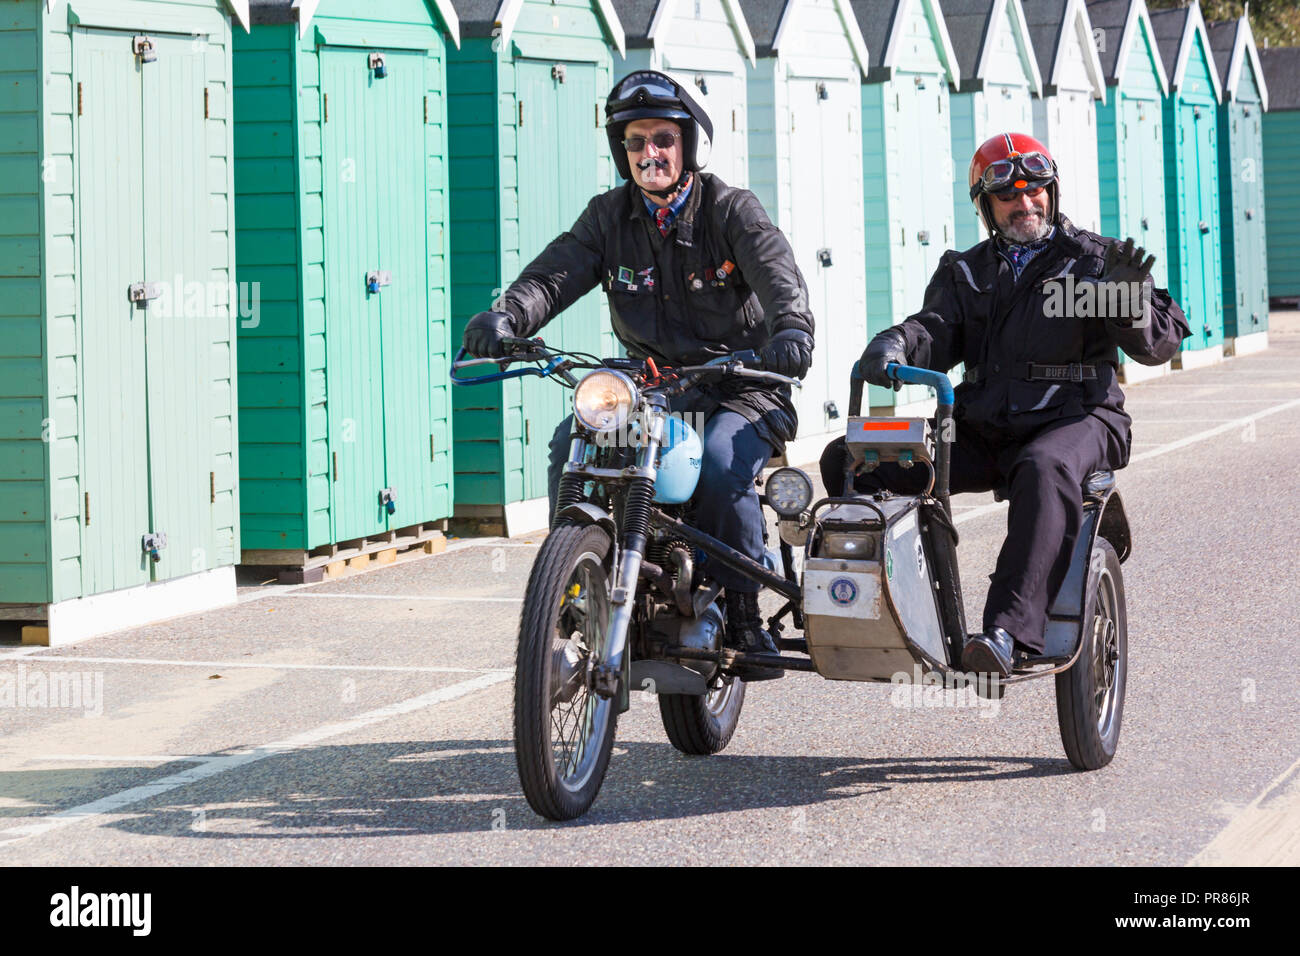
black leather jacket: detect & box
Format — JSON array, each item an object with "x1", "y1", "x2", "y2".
[
  {"x1": 886, "y1": 217, "x2": 1191, "y2": 460},
  {"x1": 497, "y1": 173, "x2": 815, "y2": 452}
]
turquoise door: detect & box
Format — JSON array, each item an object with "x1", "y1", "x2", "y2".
[
  {"x1": 142, "y1": 33, "x2": 217, "y2": 580},
  {"x1": 1194, "y1": 104, "x2": 1222, "y2": 350},
  {"x1": 514, "y1": 58, "x2": 602, "y2": 501},
  {"x1": 321, "y1": 46, "x2": 435, "y2": 539},
  {"x1": 1241, "y1": 107, "x2": 1268, "y2": 333},
  {"x1": 74, "y1": 28, "x2": 151, "y2": 594}
]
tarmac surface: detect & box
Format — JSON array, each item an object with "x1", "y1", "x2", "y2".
[{"x1": 2, "y1": 318, "x2": 1299, "y2": 865}]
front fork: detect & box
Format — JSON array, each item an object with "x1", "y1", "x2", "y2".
[{"x1": 563, "y1": 403, "x2": 666, "y2": 701}]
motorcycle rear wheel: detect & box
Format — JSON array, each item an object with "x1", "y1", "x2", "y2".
[
  {"x1": 658, "y1": 677, "x2": 746, "y2": 755},
  {"x1": 514, "y1": 523, "x2": 618, "y2": 820},
  {"x1": 1055, "y1": 538, "x2": 1127, "y2": 770}
]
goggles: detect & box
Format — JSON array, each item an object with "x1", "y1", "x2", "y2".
[
  {"x1": 970, "y1": 151, "x2": 1055, "y2": 199},
  {"x1": 622, "y1": 131, "x2": 681, "y2": 152},
  {"x1": 610, "y1": 73, "x2": 680, "y2": 105}
]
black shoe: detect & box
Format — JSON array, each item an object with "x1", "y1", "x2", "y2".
[
  {"x1": 962, "y1": 626, "x2": 1016, "y2": 679},
  {"x1": 723, "y1": 590, "x2": 784, "y2": 682}
]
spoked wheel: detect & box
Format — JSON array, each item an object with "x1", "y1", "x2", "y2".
[
  {"x1": 1056, "y1": 538, "x2": 1127, "y2": 770},
  {"x1": 658, "y1": 675, "x2": 746, "y2": 755},
  {"x1": 514, "y1": 523, "x2": 618, "y2": 820}
]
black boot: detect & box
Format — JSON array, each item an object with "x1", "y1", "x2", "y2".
[
  {"x1": 962, "y1": 626, "x2": 1016, "y2": 678},
  {"x1": 723, "y1": 590, "x2": 784, "y2": 682}
]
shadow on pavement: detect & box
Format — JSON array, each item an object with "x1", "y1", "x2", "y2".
[{"x1": 88, "y1": 739, "x2": 1075, "y2": 838}]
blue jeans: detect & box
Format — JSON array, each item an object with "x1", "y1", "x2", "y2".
[{"x1": 547, "y1": 409, "x2": 773, "y2": 593}]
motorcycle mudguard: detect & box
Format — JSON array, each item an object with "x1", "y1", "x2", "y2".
[
  {"x1": 555, "y1": 502, "x2": 617, "y2": 543},
  {"x1": 1042, "y1": 487, "x2": 1130, "y2": 659}
]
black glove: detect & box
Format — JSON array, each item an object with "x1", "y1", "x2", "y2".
[
  {"x1": 760, "y1": 329, "x2": 814, "y2": 379},
  {"x1": 1099, "y1": 238, "x2": 1156, "y2": 325},
  {"x1": 463, "y1": 310, "x2": 517, "y2": 359},
  {"x1": 858, "y1": 329, "x2": 908, "y2": 390}
]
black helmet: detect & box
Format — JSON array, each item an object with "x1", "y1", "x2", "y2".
[{"x1": 604, "y1": 71, "x2": 713, "y2": 187}]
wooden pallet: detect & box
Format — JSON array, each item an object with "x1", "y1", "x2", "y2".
[{"x1": 241, "y1": 523, "x2": 448, "y2": 584}]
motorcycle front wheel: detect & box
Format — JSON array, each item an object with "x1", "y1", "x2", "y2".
[{"x1": 514, "y1": 522, "x2": 618, "y2": 820}]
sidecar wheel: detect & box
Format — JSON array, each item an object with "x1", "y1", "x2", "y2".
[
  {"x1": 1055, "y1": 537, "x2": 1127, "y2": 770},
  {"x1": 514, "y1": 523, "x2": 617, "y2": 820},
  {"x1": 658, "y1": 677, "x2": 746, "y2": 755}
]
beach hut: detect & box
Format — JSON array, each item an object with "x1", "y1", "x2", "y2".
[
  {"x1": 1152, "y1": 1, "x2": 1224, "y2": 368},
  {"x1": 447, "y1": 0, "x2": 623, "y2": 534},
  {"x1": 1208, "y1": 12, "x2": 1269, "y2": 355},
  {"x1": 1260, "y1": 47, "x2": 1300, "y2": 305},
  {"x1": 1022, "y1": 0, "x2": 1106, "y2": 232},
  {"x1": 850, "y1": 0, "x2": 962, "y2": 414},
  {"x1": 233, "y1": 0, "x2": 460, "y2": 581},
  {"x1": 1088, "y1": 0, "x2": 1170, "y2": 383},
  {"x1": 0, "y1": 0, "x2": 247, "y2": 644},
  {"x1": 741, "y1": 0, "x2": 870, "y2": 460},
  {"x1": 939, "y1": 0, "x2": 1044, "y2": 250},
  {"x1": 615, "y1": 0, "x2": 757, "y2": 186}
]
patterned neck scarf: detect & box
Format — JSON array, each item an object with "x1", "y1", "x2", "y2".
[
  {"x1": 998, "y1": 226, "x2": 1056, "y2": 280},
  {"x1": 643, "y1": 174, "x2": 694, "y2": 236}
]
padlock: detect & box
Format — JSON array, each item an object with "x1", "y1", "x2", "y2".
[{"x1": 369, "y1": 52, "x2": 387, "y2": 79}]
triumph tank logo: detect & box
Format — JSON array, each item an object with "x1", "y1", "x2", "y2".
[{"x1": 828, "y1": 577, "x2": 858, "y2": 606}]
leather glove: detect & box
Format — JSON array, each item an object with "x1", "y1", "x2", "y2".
[
  {"x1": 1098, "y1": 238, "x2": 1156, "y2": 325},
  {"x1": 463, "y1": 310, "x2": 517, "y2": 359},
  {"x1": 760, "y1": 329, "x2": 814, "y2": 379},
  {"x1": 858, "y1": 329, "x2": 908, "y2": 390}
]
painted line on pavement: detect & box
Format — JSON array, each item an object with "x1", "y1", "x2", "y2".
[
  {"x1": 0, "y1": 671, "x2": 511, "y2": 848},
  {"x1": 7, "y1": 655, "x2": 510, "y2": 675},
  {"x1": 275, "y1": 592, "x2": 523, "y2": 603},
  {"x1": 955, "y1": 397, "x2": 1300, "y2": 527},
  {"x1": 1189, "y1": 753, "x2": 1300, "y2": 866},
  {"x1": 26, "y1": 755, "x2": 205, "y2": 764}
]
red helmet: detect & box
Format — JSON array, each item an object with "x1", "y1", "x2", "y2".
[{"x1": 968, "y1": 132, "x2": 1059, "y2": 238}]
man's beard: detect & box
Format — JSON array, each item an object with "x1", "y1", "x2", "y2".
[{"x1": 1002, "y1": 207, "x2": 1051, "y2": 244}]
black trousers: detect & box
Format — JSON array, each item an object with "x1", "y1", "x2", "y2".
[{"x1": 819, "y1": 414, "x2": 1125, "y2": 652}]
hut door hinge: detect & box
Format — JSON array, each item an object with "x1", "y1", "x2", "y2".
[
  {"x1": 552, "y1": 64, "x2": 566, "y2": 83},
  {"x1": 732, "y1": 108, "x2": 736, "y2": 132},
  {"x1": 519, "y1": 100, "x2": 524, "y2": 126},
  {"x1": 133, "y1": 35, "x2": 157, "y2": 64},
  {"x1": 378, "y1": 487, "x2": 397, "y2": 515},
  {"x1": 323, "y1": 93, "x2": 328, "y2": 123},
  {"x1": 204, "y1": 87, "x2": 210, "y2": 119},
  {"x1": 210, "y1": 471, "x2": 216, "y2": 503},
  {"x1": 128, "y1": 281, "x2": 163, "y2": 308},
  {"x1": 142, "y1": 532, "x2": 167, "y2": 562},
  {"x1": 424, "y1": 95, "x2": 428, "y2": 123},
  {"x1": 84, "y1": 492, "x2": 90, "y2": 526},
  {"x1": 332, "y1": 451, "x2": 338, "y2": 482},
  {"x1": 430, "y1": 434, "x2": 436, "y2": 461},
  {"x1": 77, "y1": 82, "x2": 83, "y2": 116},
  {"x1": 525, "y1": 420, "x2": 531, "y2": 445}
]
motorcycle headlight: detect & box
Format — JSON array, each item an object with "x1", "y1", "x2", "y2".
[
  {"x1": 765, "y1": 467, "x2": 813, "y2": 518},
  {"x1": 822, "y1": 532, "x2": 876, "y2": 559},
  {"x1": 573, "y1": 370, "x2": 637, "y2": 433}
]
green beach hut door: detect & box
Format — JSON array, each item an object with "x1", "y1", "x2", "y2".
[
  {"x1": 75, "y1": 29, "x2": 215, "y2": 589},
  {"x1": 514, "y1": 58, "x2": 602, "y2": 501},
  {"x1": 321, "y1": 46, "x2": 434, "y2": 542}
]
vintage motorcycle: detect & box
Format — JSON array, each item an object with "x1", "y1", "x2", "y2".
[{"x1": 451, "y1": 344, "x2": 1129, "y2": 821}]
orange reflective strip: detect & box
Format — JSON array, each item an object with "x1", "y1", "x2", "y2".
[{"x1": 857, "y1": 422, "x2": 912, "y2": 431}]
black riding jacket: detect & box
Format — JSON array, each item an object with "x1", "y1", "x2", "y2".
[
  {"x1": 888, "y1": 216, "x2": 1191, "y2": 461},
  {"x1": 497, "y1": 173, "x2": 815, "y2": 453}
]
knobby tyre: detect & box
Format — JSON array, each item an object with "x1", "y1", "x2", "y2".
[
  {"x1": 1055, "y1": 538, "x2": 1127, "y2": 770},
  {"x1": 514, "y1": 522, "x2": 618, "y2": 820},
  {"x1": 658, "y1": 677, "x2": 746, "y2": 755}
]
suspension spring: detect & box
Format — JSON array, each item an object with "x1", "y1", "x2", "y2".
[
  {"x1": 620, "y1": 476, "x2": 655, "y2": 552},
  {"x1": 552, "y1": 473, "x2": 585, "y2": 527}
]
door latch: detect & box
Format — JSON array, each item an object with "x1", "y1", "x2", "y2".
[
  {"x1": 817, "y1": 248, "x2": 833, "y2": 267},
  {"x1": 369, "y1": 52, "x2": 387, "y2": 79},
  {"x1": 824, "y1": 400, "x2": 840, "y2": 420},
  {"x1": 366, "y1": 271, "x2": 392, "y2": 294},
  {"x1": 141, "y1": 531, "x2": 167, "y2": 562},
  {"x1": 552, "y1": 64, "x2": 566, "y2": 83},
  {"x1": 1141, "y1": 217, "x2": 1149, "y2": 231},
  {"x1": 916, "y1": 230, "x2": 931, "y2": 245},
  {"x1": 133, "y1": 35, "x2": 157, "y2": 63},
  {"x1": 694, "y1": 74, "x2": 709, "y2": 95},
  {"x1": 1198, "y1": 220, "x2": 1210, "y2": 235},
  {"x1": 1245, "y1": 208, "x2": 1254, "y2": 220},
  {"x1": 378, "y1": 487, "x2": 397, "y2": 515},
  {"x1": 128, "y1": 281, "x2": 163, "y2": 308}
]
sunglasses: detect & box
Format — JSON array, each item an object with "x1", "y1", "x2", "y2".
[
  {"x1": 622, "y1": 131, "x2": 681, "y2": 152},
  {"x1": 970, "y1": 152, "x2": 1055, "y2": 198}
]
